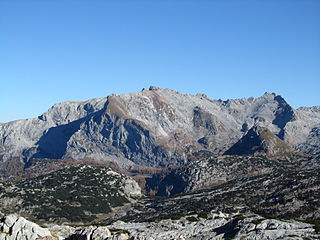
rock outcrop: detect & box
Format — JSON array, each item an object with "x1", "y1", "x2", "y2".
[
  {"x1": 157, "y1": 154, "x2": 281, "y2": 196},
  {"x1": 0, "y1": 214, "x2": 53, "y2": 240},
  {"x1": 69, "y1": 226, "x2": 111, "y2": 240},
  {"x1": 297, "y1": 124, "x2": 320, "y2": 155}
]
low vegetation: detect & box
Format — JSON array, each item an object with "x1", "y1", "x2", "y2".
[{"x1": 0, "y1": 165, "x2": 136, "y2": 223}]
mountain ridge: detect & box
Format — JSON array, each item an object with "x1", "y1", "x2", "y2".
[{"x1": 0, "y1": 87, "x2": 319, "y2": 174}]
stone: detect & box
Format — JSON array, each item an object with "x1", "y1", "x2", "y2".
[
  {"x1": 70, "y1": 226, "x2": 111, "y2": 240},
  {"x1": 1, "y1": 213, "x2": 319, "y2": 240},
  {"x1": 0, "y1": 214, "x2": 52, "y2": 240}
]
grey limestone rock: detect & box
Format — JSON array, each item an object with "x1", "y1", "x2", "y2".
[
  {"x1": 70, "y1": 226, "x2": 111, "y2": 240},
  {"x1": 234, "y1": 218, "x2": 318, "y2": 240},
  {"x1": 157, "y1": 154, "x2": 282, "y2": 196},
  {"x1": 1, "y1": 213, "x2": 319, "y2": 240},
  {"x1": 297, "y1": 124, "x2": 320, "y2": 155},
  {"x1": 105, "y1": 213, "x2": 320, "y2": 240},
  {"x1": 0, "y1": 214, "x2": 53, "y2": 240}
]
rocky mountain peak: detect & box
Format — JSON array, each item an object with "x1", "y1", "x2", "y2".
[
  {"x1": 263, "y1": 92, "x2": 277, "y2": 97},
  {"x1": 224, "y1": 126, "x2": 293, "y2": 157},
  {"x1": 149, "y1": 85, "x2": 160, "y2": 91}
]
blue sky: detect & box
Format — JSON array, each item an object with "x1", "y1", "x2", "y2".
[{"x1": 0, "y1": 0, "x2": 319, "y2": 122}]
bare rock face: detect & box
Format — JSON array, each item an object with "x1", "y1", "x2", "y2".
[
  {"x1": 0, "y1": 97, "x2": 107, "y2": 174},
  {"x1": 286, "y1": 106, "x2": 320, "y2": 146},
  {"x1": 219, "y1": 217, "x2": 319, "y2": 240},
  {"x1": 0, "y1": 88, "x2": 319, "y2": 171},
  {"x1": 297, "y1": 124, "x2": 320, "y2": 155},
  {"x1": 69, "y1": 226, "x2": 111, "y2": 240},
  {"x1": 0, "y1": 214, "x2": 53, "y2": 240}
]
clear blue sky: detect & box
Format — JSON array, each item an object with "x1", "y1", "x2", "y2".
[{"x1": 0, "y1": 0, "x2": 319, "y2": 122}]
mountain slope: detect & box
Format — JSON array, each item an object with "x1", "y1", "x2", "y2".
[
  {"x1": 0, "y1": 165, "x2": 141, "y2": 223},
  {"x1": 297, "y1": 124, "x2": 320, "y2": 155}
]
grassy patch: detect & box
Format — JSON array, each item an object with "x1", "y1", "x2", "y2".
[
  {"x1": 197, "y1": 212, "x2": 209, "y2": 219},
  {"x1": 302, "y1": 219, "x2": 320, "y2": 233}
]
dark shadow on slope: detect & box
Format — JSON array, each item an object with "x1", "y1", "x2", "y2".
[
  {"x1": 223, "y1": 127, "x2": 264, "y2": 156},
  {"x1": 212, "y1": 219, "x2": 241, "y2": 239},
  {"x1": 156, "y1": 170, "x2": 188, "y2": 196},
  {"x1": 272, "y1": 95, "x2": 296, "y2": 139},
  {"x1": 30, "y1": 110, "x2": 103, "y2": 162},
  {"x1": 99, "y1": 114, "x2": 173, "y2": 167}
]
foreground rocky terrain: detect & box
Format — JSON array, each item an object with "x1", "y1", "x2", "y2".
[{"x1": 1, "y1": 212, "x2": 319, "y2": 240}]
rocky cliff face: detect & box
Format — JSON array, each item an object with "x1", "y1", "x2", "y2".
[
  {"x1": 297, "y1": 124, "x2": 320, "y2": 155},
  {"x1": 0, "y1": 87, "x2": 319, "y2": 172},
  {"x1": 0, "y1": 214, "x2": 53, "y2": 240}
]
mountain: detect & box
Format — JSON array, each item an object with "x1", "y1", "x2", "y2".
[
  {"x1": 224, "y1": 126, "x2": 293, "y2": 157},
  {"x1": 0, "y1": 87, "x2": 319, "y2": 174}
]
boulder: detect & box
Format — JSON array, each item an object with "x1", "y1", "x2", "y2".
[
  {"x1": 0, "y1": 214, "x2": 53, "y2": 240},
  {"x1": 69, "y1": 226, "x2": 111, "y2": 240}
]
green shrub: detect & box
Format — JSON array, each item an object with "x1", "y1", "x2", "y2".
[
  {"x1": 198, "y1": 212, "x2": 209, "y2": 219},
  {"x1": 186, "y1": 216, "x2": 198, "y2": 222}
]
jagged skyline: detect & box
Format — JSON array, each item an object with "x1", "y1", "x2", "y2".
[{"x1": 1, "y1": 87, "x2": 319, "y2": 169}]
